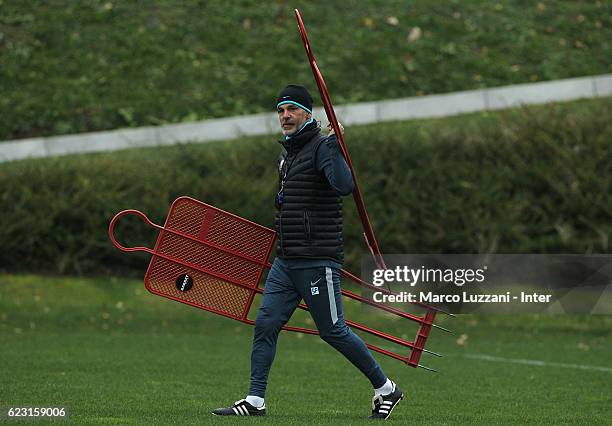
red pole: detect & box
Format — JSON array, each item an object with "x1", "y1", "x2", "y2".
[{"x1": 294, "y1": 9, "x2": 386, "y2": 270}]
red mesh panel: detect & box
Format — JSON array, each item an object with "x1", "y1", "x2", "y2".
[
  {"x1": 109, "y1": 194, "x2": 448, "y2": 368},
  {"x1": 147, "y1": 257, "x2": 252, "y2": 319},
  {"x1": 165, "y1": 197, "x2": 207, "y2": 238},
  {"x1": 158, "y1": 232, "x2": 262, "y2": 287},
  {"x1": 143, "y1": 197, "x2": 276, "y2": 320},
  {"x1": 206, "y1": 212, "x2": 273, "y2": 262}
]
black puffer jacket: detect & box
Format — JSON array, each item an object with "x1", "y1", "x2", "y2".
[{"x1": 274, "y1": 122, "x2": 344, "y2": 263}]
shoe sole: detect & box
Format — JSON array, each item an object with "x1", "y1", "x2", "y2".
[{"x1": 211, "y1": 411, "x2": 265, "y2": 417}]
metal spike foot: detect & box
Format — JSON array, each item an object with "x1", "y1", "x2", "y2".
[{"x1": 417, "y1": 364, "x2": 438, "y2": 372}]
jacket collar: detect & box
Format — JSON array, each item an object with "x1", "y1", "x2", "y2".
[{"x1": 279, "y1": 119, "x2": 320, "y2": 153}]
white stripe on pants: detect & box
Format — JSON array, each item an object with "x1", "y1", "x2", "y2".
[{"x1": 325, "y1": 267, "x2": 338, "y2": 324}]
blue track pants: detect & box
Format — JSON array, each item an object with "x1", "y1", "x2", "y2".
[{"x1": 248, "y1": 258, "x2": 387, "y2": 397}]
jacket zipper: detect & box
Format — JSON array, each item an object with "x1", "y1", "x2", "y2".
[
  {"x1": 304, "y1": 209, "x2": 311, "y2": 242},
  {"x1": 279, "y1": 208, "x2": 284, "y2": 256},
  {"x1": 279, "y1": 144, "x2": 295, "y2": 257}
]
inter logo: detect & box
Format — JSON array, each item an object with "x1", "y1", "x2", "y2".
[{"x1": 311, "y1": 286, "x2": 319, "y2": 296}]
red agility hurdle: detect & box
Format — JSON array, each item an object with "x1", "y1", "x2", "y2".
[
  {"x1": 109, "y1": 10, "x2": 451, "y2": 371},
  {"x1": 109, "y1": 197, "x2": 450, "y2": 371}
]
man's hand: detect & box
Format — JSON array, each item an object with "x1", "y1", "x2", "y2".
[{"x1": 327, "y1": 122, "x2": 344, "y2": 136}]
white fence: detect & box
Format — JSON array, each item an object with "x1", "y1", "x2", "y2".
[{"x1": 1, "y1": 74, "x2": 610, "y2": 163}]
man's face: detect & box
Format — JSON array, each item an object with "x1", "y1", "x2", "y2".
[{"x1": 277, "y1": 104, "x2": 311, "y2": 136}]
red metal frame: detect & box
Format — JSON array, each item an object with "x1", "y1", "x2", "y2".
[
  {"x1": 294, "y1": 9, "x2": 386, "y2": 271},
  {"x1": 109, "y1": 197, "x2": 450, "y2": 371}
]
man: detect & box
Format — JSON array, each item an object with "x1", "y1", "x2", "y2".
[{"x1": 212, "y1": 85, "x2": 402, "y2": 420}]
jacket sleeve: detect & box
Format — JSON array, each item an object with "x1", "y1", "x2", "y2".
[{"x1": 315, "y1": 135, "x2": 355, "y2": 196}]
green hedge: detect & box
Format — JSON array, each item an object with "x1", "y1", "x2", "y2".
[
  {"x1": 0, "y1": 98, "x2": 610, "y2": 276},
  {"x1": 1, "y1": 1, "x2": 611, "y2": 140}
]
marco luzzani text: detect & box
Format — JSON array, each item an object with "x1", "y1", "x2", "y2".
[{"x1": 371, "y1": 266, "x2": 552, "y2": 304}]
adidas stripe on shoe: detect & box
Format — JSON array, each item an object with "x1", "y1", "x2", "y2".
[
  {"x1": 370, "y1": 382, "x2": 403, "y2": 420},
  {"x1": 212, "y1": 399, "x2": 266, "y2": 416}
]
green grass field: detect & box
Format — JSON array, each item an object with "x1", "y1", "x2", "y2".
[{"x1": 1, "y1": 274, "x2": 610, "y2": 424}]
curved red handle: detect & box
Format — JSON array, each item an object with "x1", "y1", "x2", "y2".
[{"x1": 108, "y1": 209, "x2": 161, "y2": 254}]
